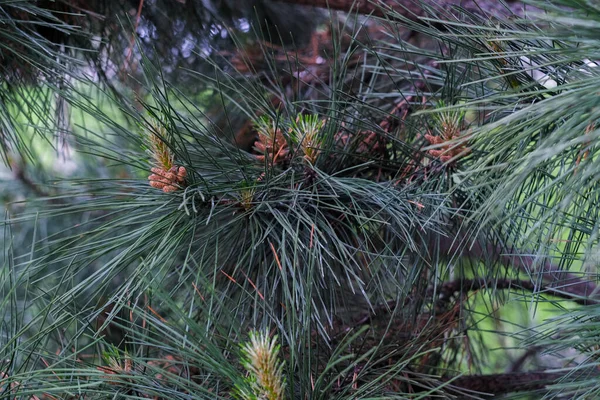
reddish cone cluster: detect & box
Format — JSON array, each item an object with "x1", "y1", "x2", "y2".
[
  {"x1": 424, "y1": 133, "x2": 470, "y2": 163},
  {"x1": 424, "y1": 109, "x2": 471, "y2": 164},
  {"x1": 147, "y1": 124, "x2": 188, "y2": 193},
  {"x1": 254, "y1": 127, "x2": 289, "y2": 164},
  {"x1": 149, "y1": 166, "x2": 187, "y2": 193}
]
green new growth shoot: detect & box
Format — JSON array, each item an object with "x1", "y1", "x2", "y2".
[{"x1": 235, "y1": 330, "x2": 286, "y2": 400}]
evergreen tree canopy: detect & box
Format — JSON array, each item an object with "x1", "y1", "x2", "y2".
[{"x1": 1, "y1": 0, "x2": 600, "y2": 398}]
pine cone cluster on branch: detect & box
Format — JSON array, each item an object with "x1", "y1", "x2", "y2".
[
  {"x1": 148, "y1": 166, "x2": 187, "y2": 193},
  {"x1": 147, "y1": 124, "x2": 188, "y2": 193},
  {"x1": 253, "y1": 126, "x2": 290, "y2": 164}
]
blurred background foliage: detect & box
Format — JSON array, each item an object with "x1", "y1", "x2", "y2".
[{"x1": 1, "y1": 0, "x2": 600, "y2": 398}]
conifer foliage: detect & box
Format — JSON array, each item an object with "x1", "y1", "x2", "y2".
[{"x1": 1, "y1": 0, "x2": 600, "y2": 398}]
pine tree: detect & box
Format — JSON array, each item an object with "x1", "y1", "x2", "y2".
[{"x1": 2, "y1": 0, "x2": 600, "y2": 398}]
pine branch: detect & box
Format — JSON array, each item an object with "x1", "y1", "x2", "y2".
[
  {"x1": 446, "y1": 371, "x2": 566, "y2": 396},
  {"x1": 12, "y1": 163, "x2": 50, "y2": 199},
  {"x1": 354, "y1": 275, "x2": 592, "y2": 331},
  {"x1": 507, "y1": 346, "x2": 539, "y2": 373},
  {"x1": 432, "y1": 278, "x2": 593, "y2": 306},
  {"x1": 438, "y1": 236, "x2": 600, "y2": 305},
  {"x1": 478, "y1": 242, "x2": 599, "y2": 305},
  {"x1": 272, "y1": 0, "x2": 529, "y2": 20}
]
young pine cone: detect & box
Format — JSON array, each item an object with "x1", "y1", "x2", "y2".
[
  {"x1": 424, "y1": 134, "x2": 470, "y2": 163},
  {"x1": 254, "y1": 128, "x2": 289, "y2": 164},
  {"x1": 148, "y1": 166, "x2": 187, "y2": 193}
]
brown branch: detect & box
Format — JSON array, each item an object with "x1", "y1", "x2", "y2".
[
  {"x1": 339, "y1": 275, "x2": 594, "y2": 396},
  {"x1": 431, "y1": 278, "x2": 593, "y2": 306},
  {"x1": 507, "y1": 346, "x2": 539, "y2": 373},
  {"x1": 124, "y1": 0, "x2": 144, "y2": 73},
  {"x1": 10, "y1": 159, "x2": 68, "y2": 205},
  {"x1": 438, "y1": 235, "x2": 600, "y2": 305},
  {"x1": 478, "y1": 242, "x2": 599, "y2": 305},
  {"x1": 272, "y1": 0, "x2": 529, "y2": 20},
  {"x1": 445, "y1": 371, "x2": 565, "y2": 397},
  {"x1": 353, "y1": 275, "x2": 591, "y2": 331}
]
